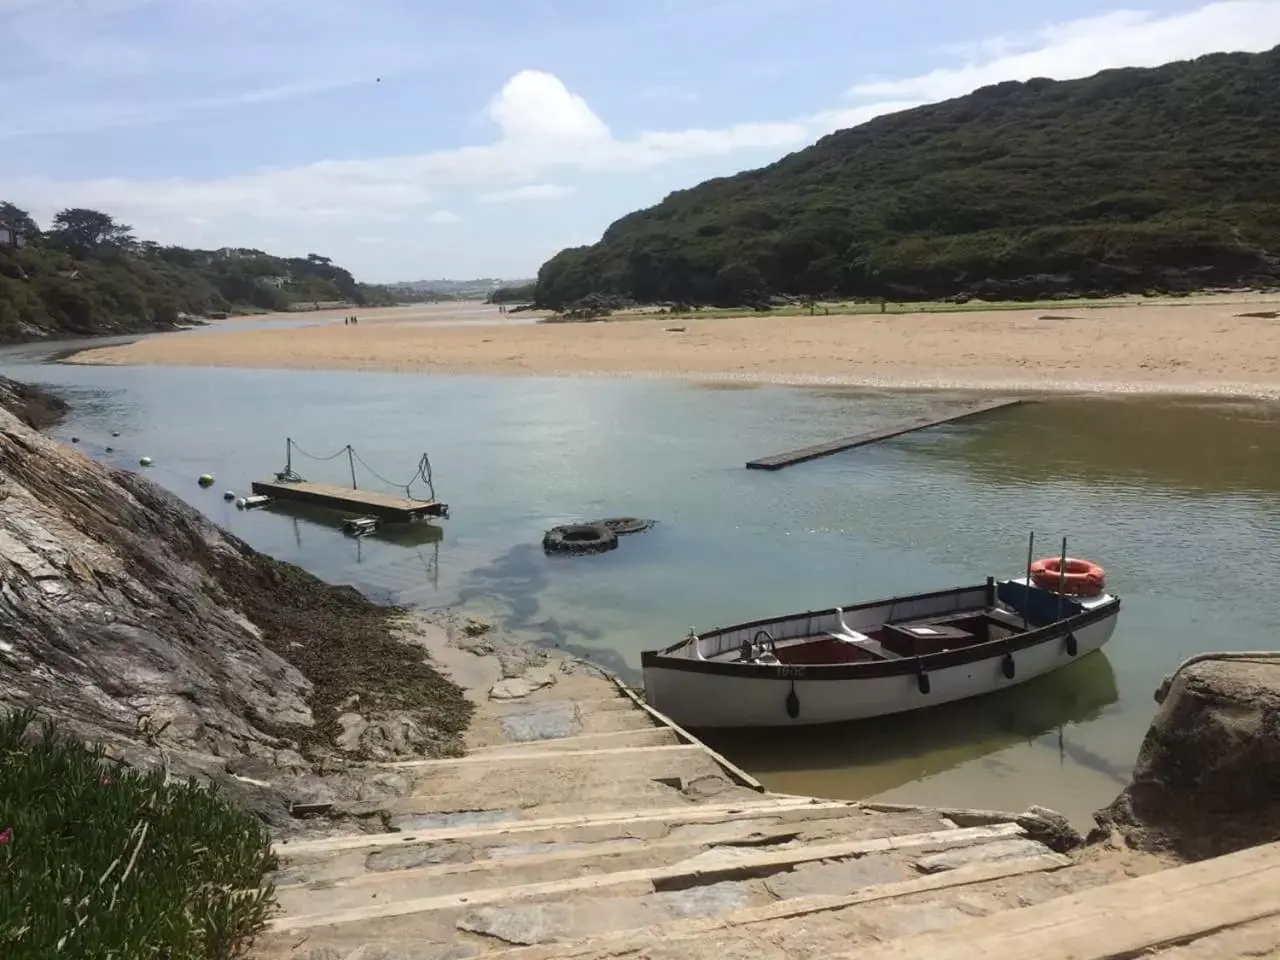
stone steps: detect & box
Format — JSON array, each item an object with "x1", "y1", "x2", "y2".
[
  {"x1": 270, "y1": 810, "x2": 969, "y2": 915},
  {"x1": 253, "y1": 809, "x2": 1050, "y2": 958},
  {"x1": 250, "y1": 643, "x2": 1280, "y2": 960},
  {"x1": 465, "y1": 697, "x2": 657, "y2": 745},
  {"x1": 331, "y1": 744, "x2": 760, "y2": 827},
  {"x1": 465, "y1": 726, "x2": 680, "y2": 755}
]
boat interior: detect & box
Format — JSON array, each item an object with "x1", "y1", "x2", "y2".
[
  {"x1": 770, "y1": 607, "x2": 1027, "y2": 665},
  {"x1": 680, "y1": 579, "x2": 1098, "y2": 667}
]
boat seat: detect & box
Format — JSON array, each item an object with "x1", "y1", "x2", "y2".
[
  {"x1": 832, "y1": 607, "x2": 905, "y2": 660},
  {"x1": 828, "y1": 631, "x2": 905, "y2": 660}
]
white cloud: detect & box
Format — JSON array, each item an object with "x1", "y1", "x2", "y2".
[
  {"x1": 4, "y1": 1, "x2": 1278, "y2": 271},
  {"x1": 847, "y1": 2, "x2": 1280, "y2": 103},
  {"x1": 487, "y1": 70, "x2": 610, "y2": 145},
  {"x1": 480, "y1": 183, "x2": 576, "y2": 203}
]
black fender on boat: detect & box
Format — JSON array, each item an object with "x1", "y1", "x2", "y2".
[
  {"x1": 785, "y1": 682, "x2": 800, "y2": 719},
  {"x1": 1002, "y1": 651, "x2": 1017, "y2": 679}
]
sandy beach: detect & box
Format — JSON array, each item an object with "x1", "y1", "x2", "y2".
[{"x1": 67, "y1": 296, "x2": 1280, "y2": 396}]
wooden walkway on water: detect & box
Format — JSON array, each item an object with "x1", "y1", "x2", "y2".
[
  {"x1": 745, "y1": 397, "x2": 1027, "y2": 471},
  {"x1": 249, "y1": 479, "x2": 448, "y2": 521}
]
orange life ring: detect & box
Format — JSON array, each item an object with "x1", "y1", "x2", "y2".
[{"x1": 1029, "y1": 556, "x2": 1106, "y2": 597}]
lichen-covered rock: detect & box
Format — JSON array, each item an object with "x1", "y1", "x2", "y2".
[
  {"x1": 0, "y1": 376, "x2": 471, "y2": 831},
  {"x1": 1093, "y1": 658, "x2": 1280, "y2": 859},
  {"x1": 0, "y1": 385, "x2": 314, "y2": 761}
]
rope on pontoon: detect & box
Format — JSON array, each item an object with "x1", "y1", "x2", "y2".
[
  {"x1": 277, "y1": 439, "x2": 437, "y2": 502},
  {"x1": 1154, "y1": 650, "x2": 1280, "y2": 704}
]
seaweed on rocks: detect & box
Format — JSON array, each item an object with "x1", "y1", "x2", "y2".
[{"x1": 0, "y1": 374, "x2": 472, "y2": 779}]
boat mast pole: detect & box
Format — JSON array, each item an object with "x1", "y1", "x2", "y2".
[
  {"x1": 1056, "y1": 536, "x2": 1068, "y2": 620},
  {"x1": 286, "y1": 437, "x2": 292, "y2": 477},
  {"x1": 1023, "y1": 530, "x2": 1035, "y2": 630}
]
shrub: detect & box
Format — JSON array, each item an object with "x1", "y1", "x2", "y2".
[{"x1": 0, "y1": 710, "x2": 277, "y2": 958}]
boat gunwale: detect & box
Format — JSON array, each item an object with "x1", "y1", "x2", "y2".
[{"x1": 640, "y1": 583, "x2": 1120, "y2": 681}]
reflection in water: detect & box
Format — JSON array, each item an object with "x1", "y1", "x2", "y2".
[
  {"x1": 912, "y1": 395, "x2": 1280, "y2": 496},
  {"x1": 259, "y1": 501, "x2": 443, "y2": 589},
  {"x1": 699, "y1": 650, "x2": 1120, "y2": 798},
  {"x1": 262, "y1": 500, "x2": 445, "y2": 548},
  {"x1": 453, "y1": 543, "x2": 635, "y2": 680}
]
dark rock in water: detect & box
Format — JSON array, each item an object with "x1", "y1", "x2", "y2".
[
  {"x1": 589, "y1": 517, "x2": 656, "y2": 536},
  {"x1": 0, "y1": 377, "x2": 68, "y2": 430},
  {"x1": 1092, "y1": 658, "x2": 1280, "y2": 860}
]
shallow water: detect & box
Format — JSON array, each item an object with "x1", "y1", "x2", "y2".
[{"x1": 5, "y1": 344, "x2": 1279, "y2": 826}]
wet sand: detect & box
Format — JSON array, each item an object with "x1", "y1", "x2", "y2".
[{"x1": 67, "y1": 296, "x2": 1280, "y2": 396}]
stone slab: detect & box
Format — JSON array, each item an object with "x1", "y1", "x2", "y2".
[
  {"x1": 499, "y1": 702, "x2": 583, "y2": 742},
  {"x1": 456, "y1": 882, "x2": 752, "y2": 946},
  {"x1": 914, "y1": 838, "x2": 1051, "y2": 874}
]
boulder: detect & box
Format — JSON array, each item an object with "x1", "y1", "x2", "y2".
[{"x1": 1092, "y1": 657, "x2": 1280, "y2": 860}]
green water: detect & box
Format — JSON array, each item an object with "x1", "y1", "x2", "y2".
[{"x1": 5, "y1": 345, "x2": 1279, "y2": 826}]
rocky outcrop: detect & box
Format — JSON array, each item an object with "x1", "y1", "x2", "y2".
[
  {"x1": 1093, "y1": 657, "x2": 1280, "y2": 860},
  {"x1": 0, "y1": 375, "x2": 68, "y2": 429},
  {"x1": 0, "y1": 376, "x2": 472, "y2": 832}
]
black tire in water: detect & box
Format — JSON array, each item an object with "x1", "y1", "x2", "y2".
[{"x1": 542, "y1": 523, "x2": 619, "y2": 556}]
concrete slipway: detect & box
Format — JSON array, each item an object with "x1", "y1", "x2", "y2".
[{"x1": 250, "y1": 619, "x2": 1280, "y2": 960}]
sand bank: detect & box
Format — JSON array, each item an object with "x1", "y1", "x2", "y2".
[{"x1": 67, "y1": 296, "x2": 1280, "y2": 396}]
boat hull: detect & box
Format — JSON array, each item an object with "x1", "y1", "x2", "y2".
[{"x1": 642, "y1": 605, "x2": 1118, "y2": 729}]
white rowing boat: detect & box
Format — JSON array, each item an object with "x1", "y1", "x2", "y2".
[{"x1": 641, "y1": 565, "x2": 1120, "y2": 729}]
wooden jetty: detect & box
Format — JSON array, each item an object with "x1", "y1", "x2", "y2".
[
  {"x1": 745, "y1": 397, "x2": 1027, "y2": 471},
  {"x1": 249, "y1": 479, "x2": 448, "y2": 521}
]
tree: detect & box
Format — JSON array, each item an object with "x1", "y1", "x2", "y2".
[
  {"x1": 711, "y1": 260, "x2": 767, "y2": 306},
  {"x1": 0, "y1": 202, "x2": 39, "y2": 240},
  {"x1": 48, "y1": 208, "x2": 135, "y2": 257}
]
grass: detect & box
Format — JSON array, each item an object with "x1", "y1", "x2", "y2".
[
  {"x1": 541, "y1": 296, "x2": 1138, "y2": 324},
  {"x1": 630, "y1": 298, "x2": 1128, "y2": 319},
  {"x1": 544, "y1": 290, "x2": 1273, "y2": 324},
  {"x1": 0, "y1": 710, "x2": 277, "y2": 959}
]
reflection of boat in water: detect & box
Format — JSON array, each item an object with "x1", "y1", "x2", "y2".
[
  {"x1": 696, "y1": 648, "x2": 1120, "y2": 791},
  {"x1": 643, "y1": 550, "x2": 1119, "y2": 729}
]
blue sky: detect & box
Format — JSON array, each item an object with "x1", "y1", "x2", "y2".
[{"x1": 3, "y1": 0, "x2": 1278, "y2": 282}]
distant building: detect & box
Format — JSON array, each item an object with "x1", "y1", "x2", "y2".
[
  {"x1": 258, "y1": 276, "x2": 287, "y2": 290},
  {"x1": 0, "y1": 226, "x2": 28, "y2": 248}
]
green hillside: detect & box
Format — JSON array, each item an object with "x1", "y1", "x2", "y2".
[
  {"x1": 535, "y1": 47, "x2": 1280, "y2": 309},
  {"x1": 0, "y1": 205, "x2": 398, "y2": 343}
]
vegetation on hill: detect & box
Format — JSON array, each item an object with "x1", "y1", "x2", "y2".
[
  {"x1": 0, "y1": 710, "x2": 276, "y2": 959},
  {"x1": 0, "y1": 204, "x2": 399, "y2": 343},
  {"x1": 487, "y1": 282, "x2": 537, "y2": 304},
  {"x1": 535, "y1": 47, "x2": 1280, "y2": 309}
]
